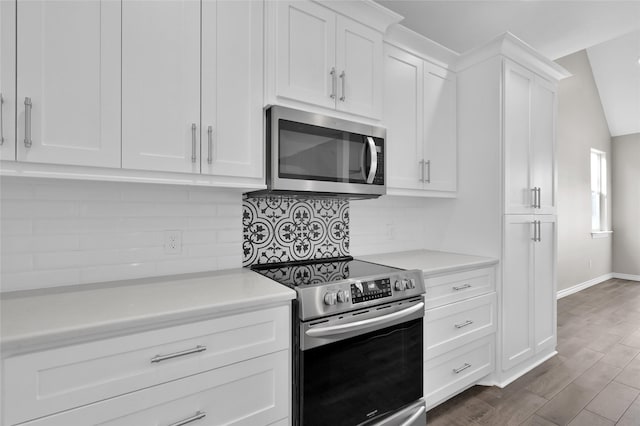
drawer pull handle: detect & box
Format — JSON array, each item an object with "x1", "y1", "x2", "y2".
[
  {"x1": 454, "y1": 320, "x2": 474, "y2": 329},
  {"x1": 167, "y1": 411, "x2": 206, "y2": 426},
  {"x1": 453, "y1": 363, "x2": 472, "y2": 374},
  {"x1": 453, "y1": 284, "x2": 471, "y2": 291},
  {"x1": 151, "y1": 345, "x2": 206, "y2": 363}
]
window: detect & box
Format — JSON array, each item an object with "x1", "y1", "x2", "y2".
[{"x1": 590, "y1": 149, "x2": 607, "y2": 232}]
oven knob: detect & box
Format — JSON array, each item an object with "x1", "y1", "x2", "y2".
[
  {"x1": 406, "y1": 278, "x2": 415, "y2": 289},
  {"x1": 324, "y1": 292, "x2": 337, "y2": 305},
  {"x1": 394, "y1": 280, "x2": 405, "y2": 291},
  {"x1": 337, "y1": 290, "x2": 350, "y2": 303}
]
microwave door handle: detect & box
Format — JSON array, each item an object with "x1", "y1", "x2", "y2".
[
  {"x1": 365, "y1": 136, "x2": 378, "y2": 184},
  {"x1": 360, "y1": 139, "x2": 367, "y2": 181},
  {"x1": 305, "y1": 302, "x2": 424, "y2": 337}
]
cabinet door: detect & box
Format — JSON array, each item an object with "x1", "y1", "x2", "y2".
[
  {"x1": 532, "y1": 77, "x2": 557, "y2": 215},
  {"x1": 201, "y1": 0, "x2": 263, "y2": 179},
  {"x1": 534, "y1": 215, "x2": 557, "y2": 354},
  {"x1": 16, "y1": 0, "x2": 121, "y2": 168},
  {"x1": 502, "y1": 215, "x2": 535, "y2": 371},
  {"x1": 275, "y1": 0, "x2": 336, "y2": 109},
  {"x1": 384, "y1": 44, "x2": 423, "y2": 190},
  {"x1": 0, "y1": 0, "x2": 16, "y2": 161},
  {"x1": 335, "y1": 15, "x2": 382, "y2": 119},
  {"x1": 122, "y1": 0, "x2": 200, "y2": 173},
  {"x1": 504, "y1": 60, "x2": 534, "y2": 214},
  {"x1": 423, "y1": 63, "x2": 457, "y2": 192}
]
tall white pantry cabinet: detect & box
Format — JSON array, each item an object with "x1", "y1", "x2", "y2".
[{"x1": 455, "y1": 34, "x2": 570, "y2": 385}]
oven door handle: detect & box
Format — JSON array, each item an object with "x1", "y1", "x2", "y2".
[{"x1": 305, "y1": 302, "x2": 424, "y2": 337}]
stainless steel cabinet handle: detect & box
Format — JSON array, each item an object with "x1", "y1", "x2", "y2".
[
  {"x1": 150, "y1": 345, "x2": 206, "y2": 363},
  {"x1": 453, "y1": 284, "x2": 471, "y2": 291},
  {"x1": 532, "y1": 220, "x2": 541, "y2": 242},
  {"x1": 419, "y1": 160, "x2": 425, "y2": 182},
  {"x1": 399, "y1": 405, "x2": 426, "y2": 426},
  {"x1": 453, "y1": 363, "x2": 472, "y2": 374},
  {"x1": 425, "y1": 160, "x2": 431, "y2": 183},
  {"x1": 0, "y1": 93, "x2": 4, "y2": 145},
  {"x1": 24, "y1": 97, "x2": 32, "y2": 148},
  {"x1": 365, "y1": 136, "x2": 377, "y2": 184},
  {"x1": 537, "y1": 220, "x2": 542, "y2": 242},
  {"x1": 531, "y1": 188, "x2": 537, "y2": 208},
  {"x1": 330, "y1": 67, "x2": 337, "y2": 99},
  {"x1": 167, "y1": 411, "x2": 206, "y2": 426},
  {"x1": 339, "y1": 70, "x2": 346, "y2": 101},
  {"x1": 537, "y1": 187, "x2": 542, "y2": 208},
  {"x1": 191, "y1": 123, "x2": 197, "y2": 163},
  {"x1": 207, "y1": 125, "x2": 213, "y2": 165},
  {"x1": 454, "y1": 320, "x2": 474, "y2": 329}
]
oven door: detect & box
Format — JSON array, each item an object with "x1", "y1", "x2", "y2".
[{"x1": 296, "y1": 299, "x2": 424, "y2": 426}]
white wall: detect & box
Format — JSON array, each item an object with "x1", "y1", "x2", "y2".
[
  {"x1": 612, "y1": 133, "x2": 640, "y2": 278},
  {"x1": 0, "y1": 178, "x2": 242, "y2": 292},
  {"x1": 555, "y1": 50, "x2": 613, "y2": 291}
]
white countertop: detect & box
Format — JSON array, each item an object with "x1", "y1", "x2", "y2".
[
  {"x1": 1, "y1": 268, "x2": 295, "y2": 354},
  {"x1": 359, "y1": 249, "x2": 498, "y2": 276}
]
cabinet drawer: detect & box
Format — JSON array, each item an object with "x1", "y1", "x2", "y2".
[
  {"x1": 21, "y1": 350, "x2": 289, "y2": 426},
  {"x1": 424, "y1": 335, "x2": 494, "y2": 410},
  {"x1": 425, "y1": 292, "x2": 496, "y2": 360},
  {"x1": 4, "y1": 306, "x2": 290, "y2": 425},
  {"x1": 424, "y1": 267, "x2": 495, "y2": 308}
]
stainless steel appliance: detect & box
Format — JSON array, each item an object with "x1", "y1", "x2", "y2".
[
  {"x1": 248, "y1": 106, "x2": 386, "y2": 199},
  {"x1": 252, "y1": 257, "x2": 426, "y2": 426}
]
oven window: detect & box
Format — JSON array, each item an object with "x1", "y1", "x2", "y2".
[
  {"x1": 278, "y1": 120, "x2": 382, "y2": 184},
  {"x1": 299, "y1": 318, "x2": 423, "y2": 426}
]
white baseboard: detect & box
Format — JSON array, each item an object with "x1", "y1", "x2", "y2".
[
  {"x1": 613, "y1": 273, "x2": 640, "y2": 282},
  {"x1": 557, "y1": 273, "x2": 614, "y2": 299}
]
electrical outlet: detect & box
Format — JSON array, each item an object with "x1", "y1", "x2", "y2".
[{"x1": 164, "y1": 230, "x2": 182, "y2": 254}]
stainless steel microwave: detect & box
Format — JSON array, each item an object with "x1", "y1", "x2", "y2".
[{"x1": 249, "y1": 106, "x2": 386, "y2": 199}]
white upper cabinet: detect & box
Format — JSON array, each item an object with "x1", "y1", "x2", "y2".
[
  {"x1": 123, "y1": 0, "x2": 263, "y2": 181},
  {"x1": 0, "y1": 0, "x2": 16, "y2": 162},
  {"x1": 423, "y1": 63, "x2": 457, "y2": 192},
  {"x1": 275, "y1": 0, "x2": 336, "y2": 110},
  {"x1": 384, "y1": 43, "x2": 457, "y2": 196},
  {"x1": 335, "y1": 16, "x2": 382, "y2": 119},
  {"x1": 122, "y1": 0, "x2": 200, "y2": 174},
  {"x1": 504, "y1": 59, "x2": 557, "y2": 215},
  {"x1": 270, "y1": 0, "x2": 390, "y2": 121},
  {"x1": 16, "y1": 0, "x2": 121, "y2": 168},
  {"x1": 384, "y1": 44, "x2": 423, "y2": 190},
  {"x1": 531, "y1": 76, "x2": 557, "y2": 214},
  {"x1": 201, "y1": 0, "x2": 263, "y2": 179}
]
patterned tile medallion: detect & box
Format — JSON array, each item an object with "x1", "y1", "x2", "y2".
[{"x1": 242, "y1": 196, "x2": 349, "y2": 267}]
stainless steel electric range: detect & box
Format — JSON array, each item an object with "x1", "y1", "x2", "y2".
[{"x1": 252, "y1": 256, "x2": 427, "y2": 426}]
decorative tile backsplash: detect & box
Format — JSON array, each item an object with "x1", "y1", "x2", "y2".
[{"x1": 242, "y1": 197, "x2": 349, "y2": 267}]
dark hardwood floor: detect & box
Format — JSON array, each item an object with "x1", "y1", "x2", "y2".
[{"x1": 426, "y1": 278, "x2": 640, "y2": 425}]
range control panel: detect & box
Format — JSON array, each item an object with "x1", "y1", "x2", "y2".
[{"x1": 350, "y1": 279, "x2": 392, "y2": 303}]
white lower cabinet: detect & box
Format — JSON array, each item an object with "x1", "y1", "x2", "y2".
[
  {"x1": 20, "y1": 350, "x2": 288, "y2": 426},
  {"x1": 425, "y1": 335, "x2": 495, "y2": 409},
  {"x1": 502, "y1": 214, "x2": 557, "y2": 372},
  {"x1": 3, "y1": 306, "x2": 291, "y2": 426},
  {"x1": 423, "y1": 266, "x2": 497, "y2": 410}
]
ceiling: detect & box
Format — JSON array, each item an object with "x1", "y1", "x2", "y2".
[{"x1": 376, "y1": 0, "x2": 640, "y2": 137}]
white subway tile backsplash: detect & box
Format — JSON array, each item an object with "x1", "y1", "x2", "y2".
[
  {"x1": 1, "y1": 176, "x2": 428, "y2": 292},
  {"x1": 1, "y1": 177, "x2": 242, "y2": 292}
]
